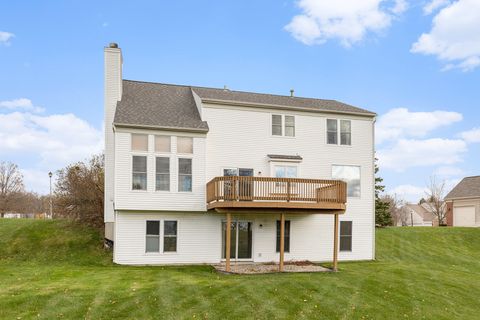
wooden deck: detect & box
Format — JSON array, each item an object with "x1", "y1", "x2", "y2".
[{"x1": 206, "y1": 176, "x2": 347, "y2": 212}]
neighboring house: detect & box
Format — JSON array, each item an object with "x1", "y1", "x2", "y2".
[
  {"x1": 445, "y1": 176, "x2": 480, "y2": 227},
  {"x1": 104, "y1": 43, "x2": 376, "y2": 269},
  {"x1": 397, "y1": 204, "x2": 438, "y2": 227},
  {"x1": 2, "y1": 213, "x2": 35, "y2": 219}
]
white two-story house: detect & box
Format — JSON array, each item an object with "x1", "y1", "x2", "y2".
[{"x1": 104, "y1": 43, "x2": 376, "y2": 271}]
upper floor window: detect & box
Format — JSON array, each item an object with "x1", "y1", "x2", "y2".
[
  {"x1": 132, "y1": 155, "x2": 147, "y2": 190},
  {"x1": 131, "y1": 134, "x2": 148, "y2": 151},
  {"x1": 272, "y1": 115, "x2": 295, "y2": 137},
  {"x1": 177, "y1": 137, "x2": 193, "y2": 154},
  {"x1": 155, "y1": 157, "x2": 170, "y2": 191},
  {"x1": 332, "y1": 165, "x2": 360, "y2": 197},
  {"x1": 327, "y1": 119, "x2": 351, "y2": 145},
  {"x1": 340, "y1": 120, "x2": 351, "y2": 145},
  {"x1": 155, "y1": 135, "x2": 171, "y2": 153},
  {"x1": 178, "y1": 158, "x2": 192, "y2": 192}
]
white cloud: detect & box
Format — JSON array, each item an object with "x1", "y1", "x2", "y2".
[
  {"x1": 411, "y1": 0, "x2": 480, "y2": 71},
  {"x1": 377, "y1": 138, "x2": 467, "y2": 171},
  {"x1": 389, "y1": 184, "x2": 427, "y2": 202},
  {"x1": 285, "y1": 0, "x2": 406, "y2": 47},
  {"x1": 434, "y1": 165, "x2": 464, "y2": 177},
  {"x1": 423, "y1": 0, "x2": 451, "y2": 15},
  {"x1": 0, "y1": 31, "x2": 14, "y2": 45},
  {"x1": 459, "y1": 127, "x2": 480, "y2": 143},
  {"x1": 0, "y1": 106, "x2": 102, "y2": 194},
  {"x1": 376, "y1": 108, "x2": 463, "y2": 144},
  {"x1": 0, "y1": 98, "x2": 45, "y2": 113}
]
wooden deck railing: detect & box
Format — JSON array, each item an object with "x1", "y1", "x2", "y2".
[{"x1": 206, "y1": 176, "x2": 347, "y2": 205}]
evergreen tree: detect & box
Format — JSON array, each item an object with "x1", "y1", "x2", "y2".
[{"x1": 375, "y1": 158, "x2": 392, "y2": 226}]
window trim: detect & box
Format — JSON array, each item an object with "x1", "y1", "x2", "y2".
[
  {"x1": 132, "y1": 155, "x2": 148, "y2": 191},
  {"x1": 339, "y1": 221, "x2": 353, "y2": 252},
  {"x1": 276, "y1": 220, "x2": 291, "y2": 253},
  {"x1": 332, "y1": 164, "x2": 361, "y2": 198},
  {"x1": 155, "y1": 156, "x2": 170, "y2": 192},
  {"x1": 178, "y1": 157, "x2": 193, "y2": 192},
  {"x1": 271, "y1": 114, "x2": 296, "y2": 138},
  {"x1": 326, "y1": 118, "x2": 352, "y2": 146}
]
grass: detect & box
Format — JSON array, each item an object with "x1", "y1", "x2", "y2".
[{"x1": 0, "y1": 220, "x2": 479, "y2": 319}]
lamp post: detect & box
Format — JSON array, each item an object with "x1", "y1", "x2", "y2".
[{"x1": 48, "y1": 172, "x2": 53, "y2": 219}]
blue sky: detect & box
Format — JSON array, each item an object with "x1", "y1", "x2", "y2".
[{"x1": 1, "y1": 0, "x2": 479, "y2": 201}]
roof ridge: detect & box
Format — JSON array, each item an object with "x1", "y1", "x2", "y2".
[
  {"x1": 123, "y1": 79, "x2": 364, "y2": 108},
  {"x1": 464, "y1": 175, "x2": 480, "y2": 178}
]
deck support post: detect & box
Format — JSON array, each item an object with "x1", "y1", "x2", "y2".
[
  {"x1": 279, "y1": 212, "x2": 285, "y2": 272},
  {"x1": 226, "y1": 212, "x2": 231, "y2": 272},
  {"x1": 333, "y1": 213, "x2": 339, "y2": 272}
]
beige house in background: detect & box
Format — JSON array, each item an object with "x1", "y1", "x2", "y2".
[
  {"x1": 397, "y1": 203, "x2": 438, "y2": 227},
  {"x1": 445, "y1": 176, "x2": 480, "y2": 227}
]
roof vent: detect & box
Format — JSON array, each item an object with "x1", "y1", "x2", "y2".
[
  {"x1": 109, "y1": 42, "x2": 118, "y2": 48},
  {"x1": 290, "y1": 89, "x2": 294, "y2": 97}
]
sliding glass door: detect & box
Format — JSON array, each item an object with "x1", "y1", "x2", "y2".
[{"x1": 222, "y1": 220, "x2": 252, "y2": 260}]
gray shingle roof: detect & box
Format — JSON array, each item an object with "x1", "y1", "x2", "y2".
[
  {"x1": 114, "y1": 80, "x2": 375, "y2": 131},
  {"x1": 114, "y1": 80, "x2": 209, "y2": 132},
  {"x1": 192, "y1": 87, "x2": 376, "y2": 116},
  {"x1": 445, "y1": 176, "x2": 480, "y2": 200}
]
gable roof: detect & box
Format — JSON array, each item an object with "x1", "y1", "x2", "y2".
[
  {"x1": 445, "y1": 176, "x2": 480, "y2": 200},
  {"x1": 114, "y1": 80, "x2": 209, "y2": 132},
  {"x1": 113, "y1": 80, "x2": 375, "y2": 131}
]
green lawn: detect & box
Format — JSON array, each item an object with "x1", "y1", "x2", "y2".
[{"x1": 0, "y1": 220, "x2": 479, "y2": 319}]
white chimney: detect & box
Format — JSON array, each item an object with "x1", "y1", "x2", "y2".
[{"x1": 104, "y1": 43, "x2": 122, "y2": 240}]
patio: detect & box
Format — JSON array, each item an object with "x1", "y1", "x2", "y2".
[{"x1": 214, "y1": 261, "x2": 331, "y2": 274}]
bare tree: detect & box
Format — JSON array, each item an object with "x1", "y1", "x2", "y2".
[
  {"x1": 54, "y1": 154, "x2": 104, "y2": 229},
  {"x1": 424, "y1": 176, "x2": 447, "y2": 225},
  {"x1": 381, "y1": 194, "x2": 407, "y2": 226},
  {"x1": 0, "y1": 162, "x2": 25, "y2": 218}
]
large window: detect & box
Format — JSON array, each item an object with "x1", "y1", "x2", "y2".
[
  {"x1": 178, "y1": 158, "x2": 192, "y2": 192},
  {"x1": 272, "y1": 114, "x2": 295, "y2": 137},
  {"x1": 146, "y1": 221, "x2": 160, "y2": 252},
  {"x1": 340, "y1": 221, "x2": 352, "y2": 252},
  {"x1": 177, "y1": 137, "x2": 193, "y2": 154},
  {"x1": 163, "y1": 221, "x2": 177, "y2": 252},
  {"x1": 132, "y1": 156, "x2": 147, "y2": 190},
  {"x1": 155, "y1": 135, "x2": 171, "y2": 153},
  {"x1": 332, "y1": 165, "x2": 360, "y2": 197},
  {"x1": 327, "y1": 119, "x2": 351, "y2": 145},
  {"x1": 131, "y1": 134, "x2": 148, "y2": 151},
  {"x1": 276, "y1": 220, "x2": 290, "y2": 252},
  {"x1": 155, "y1": 157, "x2": 170, "y2": 191}
]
